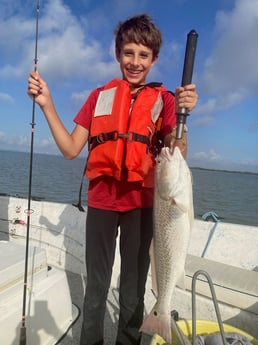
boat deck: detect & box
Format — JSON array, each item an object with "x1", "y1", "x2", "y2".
[
  {"x1": 1, "y1": 196, "x2": 258, "y2": 344},
  {"x1": 58, "y1": 270, "x2": 119, "y2": 344}
]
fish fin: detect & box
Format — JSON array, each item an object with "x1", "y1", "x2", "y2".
[
  {"x1": 173, "y1": 198, "x2": 188, "y2": 213},
  {"x1": 140, "y1": 308, "x2": 172, "y2": 344},
  {"x1": 176, "y1": 269, "x2": 186, "y2": 290},
  {"x1": 173, "y1": 176, "x2": 191, "y2": 212},
  {"x1": 173, "y1": 150, "x2": 193, "y2": 213},
  {"x1": 149, "y1": 240, "x2": 158, "y2": 296}
]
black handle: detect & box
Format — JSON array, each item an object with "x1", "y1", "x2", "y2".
[{"x1": 176, "y1": 30, "x2": 198, "y2": 139}]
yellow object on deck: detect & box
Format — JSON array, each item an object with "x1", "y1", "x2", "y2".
[{"x1": 149, "y1": 320, "x2": 258, "y2": 345}]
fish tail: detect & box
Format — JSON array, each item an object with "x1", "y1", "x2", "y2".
[{"x1": 140, "y1": 309, "x2": 172, "y2": 344}]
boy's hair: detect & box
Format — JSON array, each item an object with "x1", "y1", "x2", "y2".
[{"x1": 114, "y1": 14, "x2": 162, "y2": 59}]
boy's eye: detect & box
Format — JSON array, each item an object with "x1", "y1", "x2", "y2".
[
  {"x1": 123, "y1": 51, "x2": 149, "y2": 59},
  {"x1": 124, "y1": 51, "x2": 133, "y2": 56}
]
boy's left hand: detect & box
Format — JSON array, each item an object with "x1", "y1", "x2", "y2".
[{"x1": 175, "y1": 83, "x2": 198, "y2": 113}]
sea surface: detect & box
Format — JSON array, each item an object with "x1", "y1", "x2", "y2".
[{"x1": 0, "y1": 150, "x2": 258, "y2": 227}]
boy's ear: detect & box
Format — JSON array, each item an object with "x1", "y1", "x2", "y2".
[{"x1": 115, "y1": 48, "x2": 120, "y2": 62}]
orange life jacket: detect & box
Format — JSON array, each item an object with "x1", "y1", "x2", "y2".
[{"x1": 86, "y1": 78, "x2": 166, "y2": 187}]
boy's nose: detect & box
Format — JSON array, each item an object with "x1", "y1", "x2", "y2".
[{"x1": 131, "y1": 55, "x2": 140, "y2": 66}]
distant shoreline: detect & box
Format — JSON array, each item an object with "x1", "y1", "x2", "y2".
[
  {"x1": 1, "y1": 149, "x2": 258, "y2": 176},
  {"x1": 190, "y1": 166, "x2": 258, "y2": 176}
]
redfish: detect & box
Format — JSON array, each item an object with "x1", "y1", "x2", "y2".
[{"x1": 140, "y1": 146, "x2": 194, "y2": 344}]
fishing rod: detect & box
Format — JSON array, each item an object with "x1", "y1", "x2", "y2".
[
  {"x1": 176, "y1": 29, "x2": 198, "y2": 139},
  {"x1": 19, "y1": 1, "x2": 40, "y2": 344}
]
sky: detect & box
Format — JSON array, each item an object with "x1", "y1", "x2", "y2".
[{"x1": 0, "y1": 0, "x2": 258, "y2": 172}]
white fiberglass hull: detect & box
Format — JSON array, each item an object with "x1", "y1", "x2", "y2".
[{"x1": 0, "y1": 195, "x2": 257, "y2": 342}]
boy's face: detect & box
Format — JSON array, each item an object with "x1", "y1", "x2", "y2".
[{"x1": 116, "y1": 43, "x2": 158, "y2": 86}]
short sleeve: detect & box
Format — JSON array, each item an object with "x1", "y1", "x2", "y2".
[
  {"x1": 160, "y1": 91, "x2": 177, "y2": 138},
  {"x1": 73, "y1": 87, "x2": 103, "y2": 130}
]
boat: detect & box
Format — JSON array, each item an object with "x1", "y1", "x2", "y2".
[{"x1": 0, "y1": 194, "x2": 257, "y2": 344}]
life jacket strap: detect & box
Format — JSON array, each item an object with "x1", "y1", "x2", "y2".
[{"x1": 89, "y1": 130, "x2": 150, "y2": 150}]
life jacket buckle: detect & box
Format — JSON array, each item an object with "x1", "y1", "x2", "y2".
[
  {"x1": 96, "y1": 132, "x2": 105, "y2": 143},
  {"x1": 117, "y1": 132, "x2": 130, "y2": 140},
  {"x1": 112, "y1": 131, "x2": 119, "y2": 140},
  {"x1": 127, "y1": 131, "x2": 134, "y2": 142}
]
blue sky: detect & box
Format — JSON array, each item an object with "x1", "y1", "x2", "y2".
[{"x1": 0, "y1": 0, "x2": 258, "y2": 172}]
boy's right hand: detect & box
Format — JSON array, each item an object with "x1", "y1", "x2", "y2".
[{"x1": 27, "y1": 71, "x2": 51, "y2": 108}]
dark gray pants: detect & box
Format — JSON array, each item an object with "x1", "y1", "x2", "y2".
[{"x1": 80, "y1": 207, "x2": 153, "y2": 345}]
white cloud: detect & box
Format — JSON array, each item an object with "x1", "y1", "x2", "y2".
[
  {"x1": 202, "y1": 0, "x2": 258, "y2": 94},
  {"x1": 0, "y1": 0, "x2": 119, "y2": 82},
  {"x1": 197, "y1": 0, "x2": 258, "y2": 123},
  {"x1": 189, "y1": 148, "x2": 258, "y2": 173},
  {"x1": 35, "y1": 137, "x2": 60, "y2": 155},
  {"x1": 192, "y1": 99, "x2": 217, "y2": 126},
  {"x1": 0, "y1": 132, "x2": 29, "y2": 150},
  {"x1": 71, "y1": 90, "x2": 91, "y2": 107},
  {"x1": 193, "y1": 149, "x2": 222, "y2": 162},
  {"x1": 0, "y1": 131, "x2": 6, "y2": 141},
  {"x1": 0, "y1": 93, "x2": 14, "y2": 103},
  {"x1": 0, "y1": 131, "x2": 60, "y2": 155}
]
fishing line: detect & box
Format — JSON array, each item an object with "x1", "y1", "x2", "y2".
[{"x1": 19, "y1": 1, "x2": 40, "y2": 344}]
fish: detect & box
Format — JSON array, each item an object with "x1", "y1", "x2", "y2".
[{"x1": 140, "y1": 146, "x2": 194, "y2": 344}]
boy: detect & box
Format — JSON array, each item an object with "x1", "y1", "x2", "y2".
[{"x1": 28, "y1": 13, "x2": 197, "y2": 345}]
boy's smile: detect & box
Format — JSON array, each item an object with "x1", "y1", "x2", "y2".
[{"x1": 117, "y1": 42, "x2": 158, "y2": 88}]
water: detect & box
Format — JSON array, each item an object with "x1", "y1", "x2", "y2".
[
  {"x1": 1, "y1": 150, "x2": 258, "y2": 226},
  {"x1": 191, "y1": 168, "x2": 258, "y2": 226}
]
